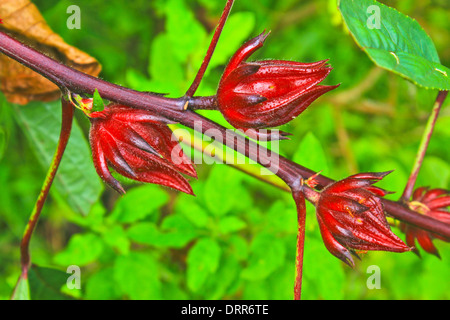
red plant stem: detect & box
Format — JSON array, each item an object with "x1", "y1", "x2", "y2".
[
  {"x1": 292, "y1": 190, "x2": 306, "y2": 300},
  {"x1": 185, "y1": 0, "x2": 234, "y2": 97},
  {"x1": 401, "y1": 90, "x2": 448, "y2": 202},
  {"x1": 1, "y1": 31, "x2": 450, "y2": 240},
  {"x1": 0, "y1": 32, "x2": 186, "y2": 113},
  {"x1": 19, "y1": 98, "x2": 74, "y2": 278},
  {"x1": 188, "y1": 96, "x2": 218, "y2": 110}
]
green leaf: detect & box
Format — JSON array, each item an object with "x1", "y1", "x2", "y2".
[
  {"x1": 267, "y1": 265, "x2": 297, "y2": 300},
  {"x1": 242, "y1": 280, "x2": 270, "y2": 300},
  {"x1": 241, "y1": 233, "x2": 286, "y2": 280},
  {"x1": 85, "y1": 267, "x2": 120, "y2": 300},
  {"x1": 66, "y1": 201, "x2": 107, "y2": 230},
  {"x1": 147, "y1": 33, "x2": 186, "y2": 96},
  {"x1": 53, "y1": 233, "x2": 104, "y2": 267},
  {"x1": 102, "y1": 225, "x2": 131, "y2": 255},
  {"x1": 28, "y1": 265, "x2": 75, "y2": 300},
  {"x1": 92, "y1": 88, "x2": 105, "y2": 112},
  {"x1": 128, "y1": 217, "x2": 199, "y2": 249},
  {"x1": 365, "y1": 49, "x2": 450, "y2": 90},
  {"x1": 186, "y1": 238, "x2": 221, "y2": 293},
  {"x1": 204, "y1": 165, "x2": 249, "y2": 217},
  {"x1": 218, "y1": 216, "x2": 247, "y2": 235},
  {"x1": 204, "y1": 254, "x2": 240, "y2": 299},
  {"x1": 0, "y1": 128, "x2": 6, "y2": 161},
  {"x1": 174, "y1": 192, "x2": 210, "y2": 228},
  {"x1": 0, "y1": 95, "x2": 12, "y2": 162},
  {"x1": 418, "y1": 248, "x2": 450, "y2": 299},
  {"x1": 13, "y1": 101, "x2": 103, "y2": 216},
  {"x1": 113, "y1": 252, "x2": 161, "y2": 300},
  {"x1": 161, "y1": 283, "x2": 189, "y2": 300},
  {"x1": 227, "y1": 235, "x2": 249, "y2": 262},
  {"x1": 208, "y1": 12, "x2": 256, "y2": 70},
  {"x1": 417, "y1": 156, "x2": 450, "y2": 189},
  {"x1": 302, "y1": 235, "x2": 346, "y2": 299},
  {"x1": 265, "y1": 201, "x2": 297, "y2": 234},
  {"x1": 11, "y1": 275, "x2": 30, "y2": 300},
  {"x1": 127, "y1": 222, "x2": 162, "y2": 245},
  {"x1": 108, "y1": 184, "x2": 169, "y2": 223},
  {"x1": 160, "y1": 214, "x2": 200, "y2": 248},
  {"x1": 294, "y1": 132, "x2": 329, "y2": 174},
  {"x1": 338, "y1": 0, "x2": 450, "y2": 90},
  {"x1": 164, "y1": 0, "x2": 207, "y2": 63}
]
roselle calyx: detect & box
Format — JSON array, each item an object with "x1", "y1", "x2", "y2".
[
  {"x1": 87, "y1": 103, "x2": 197, "y2": 195},
  {"x1": 308, "y1": 171, "x2": 411, "y2": 267},
  {"x1": 401, "y1": 187, "x2": 450, "y2": 258},
  {"x1": 216, "y1": 31, "x2": 338, "y2": 140}
]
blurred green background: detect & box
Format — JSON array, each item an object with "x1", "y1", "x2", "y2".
[{"x1": 0, "y1": 0, "x2": 449, "y2": 300}]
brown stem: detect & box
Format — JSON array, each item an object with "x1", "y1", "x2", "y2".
[
  {"x1": 19, "y1": 98, "x2": 74, "y2": 277},
  {"x1": 188, "y1": 95, "x2": 218, "y2": 110},
  {"x1": 0, "y1": 31, "x2": 186, "y2": 115}
]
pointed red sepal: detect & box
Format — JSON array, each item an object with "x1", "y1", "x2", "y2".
[
  {"x1": 402, "y1": 187, "x2": 450, "y2": 257},
  {"x1": 216, "y1": 32, "x2": 338, "y2": 140},
  {"x1": 88, "y1": 104, "x2": 196, "y2": 194},
  {"x1": 314, "y1": 172, "x2": 411, "y2": 266}
]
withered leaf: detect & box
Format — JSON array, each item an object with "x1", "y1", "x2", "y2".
[{"x1": 0, "y1": 0, "x2": 101, "y2": 105}]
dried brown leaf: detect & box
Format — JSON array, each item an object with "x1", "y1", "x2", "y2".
[{"x1": 0, "y1": 0, "x2": 101, "y2": 104}]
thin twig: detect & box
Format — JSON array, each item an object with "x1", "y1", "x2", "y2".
[
  {"x1": 401, "y1": 90, "x2": 448, "y2": 201},
  {"x1": 185, "y1": 0, "x2": 234, "y2": 97},
  {"x1": 19, "y1": 98, "x2": 74, "y2": 278},
  {"x1": 293, "y1": 190, "x2": 306, "y2": 300}
]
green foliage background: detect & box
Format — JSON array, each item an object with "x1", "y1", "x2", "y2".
[{"x1": 0, "y1": 0, "x2": 449, "y2": 300}]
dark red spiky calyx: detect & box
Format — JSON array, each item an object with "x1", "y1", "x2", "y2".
[
  {"x1": 216, "y1": 32, "x2": 338, "y2": 140},
  {"x1": 401, "y1": 187, "x2": 450, "y2": 258},
  {"x1": 89, "y1": 104, "x2": 197, "y2": 195},
  {"x1": 313, "y1": 171, "x2": 411, "y2": 267}
]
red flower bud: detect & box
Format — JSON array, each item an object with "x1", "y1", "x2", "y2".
[
  {"x1": 88, "y1": 104, "x2": 196, "y2": 195},
  {"x1": 401, "y1": 187, "x2": 450, "y2": 258},
  {"x1": 216, "y1": 32, "x2": 338, "y2": 139},
  {"x1": 313, "y1": 172, "x2": 410, "y2": 267}
]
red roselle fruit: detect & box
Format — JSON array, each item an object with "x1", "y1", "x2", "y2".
[
  {"x1": 216, "y1": 31, "x2": 339, "y2": 140},
  {"x1": 305, "y1": 171, "x2": 411, "y2": 267},
  {"x1": 401, "y1": 187, "x2": 450, "y2": 258},
  {"x1": 86, "y1": 103, "x2": 197, "y2": 195}
]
